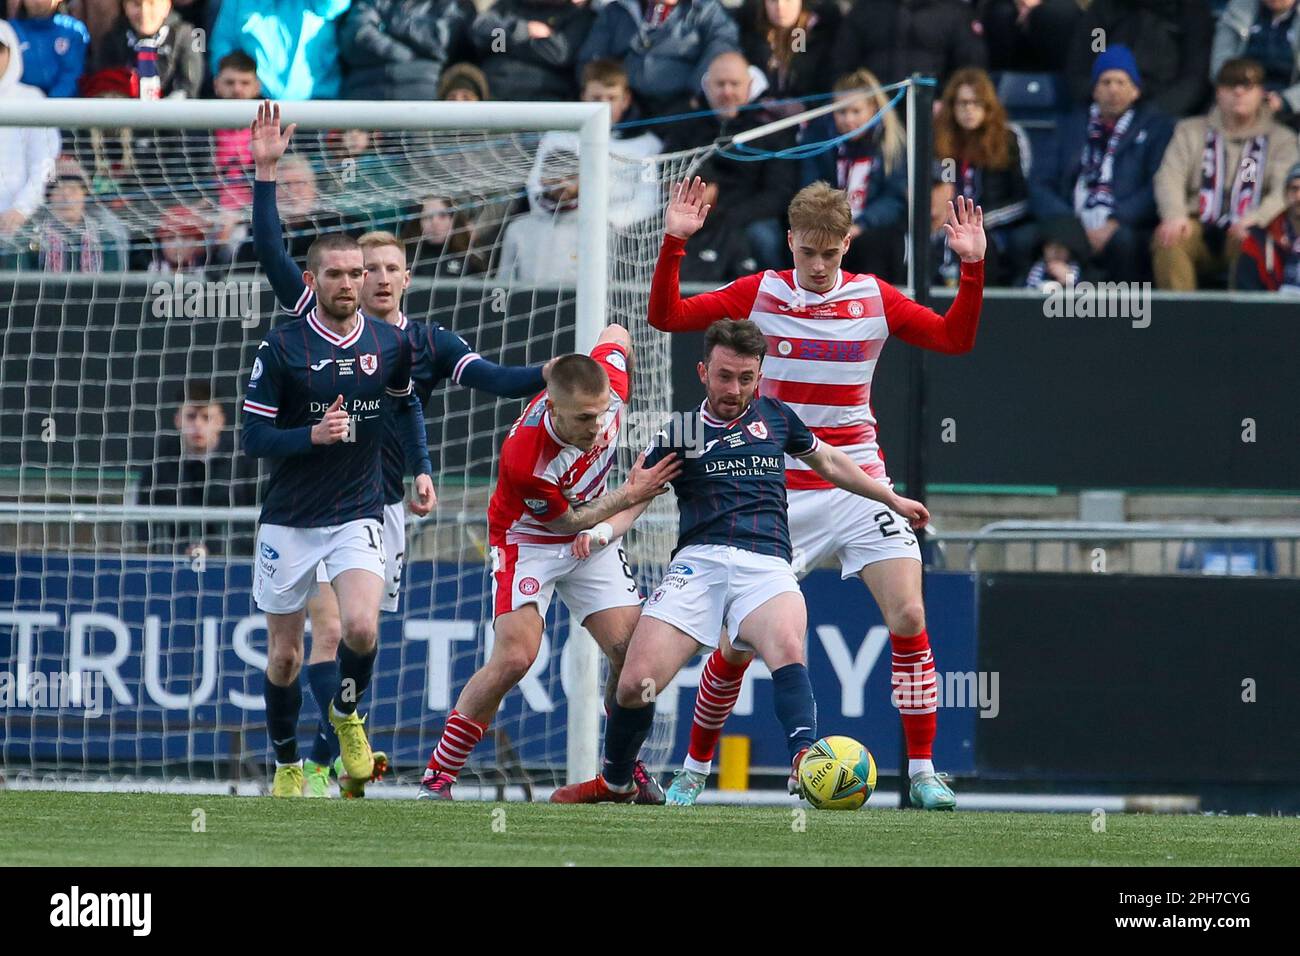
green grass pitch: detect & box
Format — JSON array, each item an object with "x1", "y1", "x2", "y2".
[{"x1": 1, "y1": 792, "x2": 1296, "y2": 867}]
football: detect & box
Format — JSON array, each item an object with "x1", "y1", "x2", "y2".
[{"x1": 798, "y1": 736, "x2": 878, "y2": 811}]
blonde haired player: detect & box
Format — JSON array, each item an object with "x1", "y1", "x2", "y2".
[
  {"x1": 648, "y1": 177, "x2": 986, "y2": 809},
  {"x1": 415, "y1": 326, "x2": 682, "y2": 802}
]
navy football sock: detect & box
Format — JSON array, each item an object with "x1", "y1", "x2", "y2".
[
  {"x1": 333, "y1": 643, "x2": 376, "y2": 716},
  {"x1": 771, "y1": 663, "x2": 818, "y2": 761},
  {"x1": 601, "y1": 701, "x2": 655, "y2": 788},
  {"x1": 306, "y1": 661, "x2": 341, "y2": 764},
  {"x1": 265, "y1": 678, "x2": 303, "y2": 764}
]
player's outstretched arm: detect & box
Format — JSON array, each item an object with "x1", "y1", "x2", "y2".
[
  {"x1": 250, "y1": 100, "x2": 312, "y2": 315},
  {"x1": 646, "y1": 177, "x2": 763, "y2": 333},
  {"x1": 412, "y1": 323, "x2": 547, "y2": 400},
  {"x1": 883, "y1": 196, "x2": 986, "y2": 355},
  {"x1": 545, "y1": 451, "x2": 681, "y2": 535},
  {"x1": 798, "y1": 442, "x2": 930, "y2": 530}
]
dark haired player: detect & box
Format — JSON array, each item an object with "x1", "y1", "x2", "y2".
[
  {"x1": 248, "y1": 100, "x2": 552, "y2": 796},
  {"x1": 649, "y1": 178, "x2": 985, "y2": 809},
  {"x1": 242, "y1": 230, "x2": 434, "y2": 797},
  {"x1": 550, "y1": 319, "x2": 928, "y2": 804}
]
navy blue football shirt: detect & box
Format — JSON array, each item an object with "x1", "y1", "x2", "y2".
[
  {"x1": 644, "y1": 396, "x2": 820, "y2": 562},
  {"x1": 250, "y1": 180, "x2": 546, "y2": 507},
  {"x1": 241, "y1": 312, "x2": 423, "y2": 527}
]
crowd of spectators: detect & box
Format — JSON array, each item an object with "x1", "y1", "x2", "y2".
[{"x1": 1, "y1": 0, "x2": 1300, "y2": 292}]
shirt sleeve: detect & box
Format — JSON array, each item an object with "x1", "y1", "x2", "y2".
[
  {"x1": 412, "y1": 322, "x2": 481, "y2": 392},
  {"x1": 641, "y1": 415, "x2": 682, "y2": 471},
  {"x1": 590, "y1": 340, "x2": 632, "y2": 402},
  {"x1": 775, "y1": 400, "x2": 819, "y2": 459},
  {"x1": 646, "y1": 234, "x2": 765, "y2": 332},
  {"x1": 241, "y1": 338, "x2": 314, "y2": 457},
  {"x1": 506, "y1": 457, "x2": 571, "y2": 522},
  {"x1": 385, "y1": 327, "x2": 414, "y2": 399},
  {"x1": 880, "y1": 259, "x2": 985, "y2": 354},
  {"x1": 252, "y1": 180, "x2": 314, "y2": 316}
]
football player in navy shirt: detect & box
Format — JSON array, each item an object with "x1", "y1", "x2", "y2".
[
  {"x1": 243, "y1": 230, "x2": 436, "y2": 797},
  {"x1": 248, "y1": 101, "x2": 551, "y2": 797},
  {"x1": 552, "y1": 319, "x2": 928, "y2": 804}
]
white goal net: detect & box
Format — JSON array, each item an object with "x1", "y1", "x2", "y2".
[{"x1": 0, "y1": 99, "x2": 713, "y2": 793}]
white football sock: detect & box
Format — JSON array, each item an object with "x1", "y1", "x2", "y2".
[
  {"x1": 908, "y1": 759, "x2": 935, "y2": 778},
  {"x1": 683, "y1": 755, "x2": 712, "y2": 776}
]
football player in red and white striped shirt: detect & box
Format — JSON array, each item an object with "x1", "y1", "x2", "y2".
[
  {"x1": 649, "y1": 178, "x2": 986, "y2": 809},
  {"x1": 416, "y1": 325, "x2": 682, "y2": 801}
]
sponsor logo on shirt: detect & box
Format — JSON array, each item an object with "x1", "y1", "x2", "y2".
[
  {"x1": 703, "y1": 454, "x2": 783, "y2": 477},
  {"x1": 250, "y1": 357, "x2": 264, "y2": 382},
  {"x1": 310, "y1": 358, "x2": 334, "y2": 371},
  {"x1": 524, "y1": 498, "x2": 549, "y2": 515},
  {"x1": 606, "y1": 350, "x2": 627, "y2": 372},
  {"x1": 359, "y1": 354, "x2": 378, "y2": 375}
]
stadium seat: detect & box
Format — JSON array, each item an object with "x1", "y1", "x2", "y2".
[{"x1": 992, "y1": 71, "x2": 1064, "y2": 179}]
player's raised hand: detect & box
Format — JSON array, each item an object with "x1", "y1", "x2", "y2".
[
  {"x1": 311, "y1": 395, "x2": 349, "y2": 445},
  {"x1": 410, "y1": 473, "x2": 437, "y2": 516},
  {"x1": 943, "y1": 195, "x2": 986, "y2": 263},
  {"x1": 624, "y1": 451, "x2": 681, "y2": 503},
  {"x1": 890, "y1": 496, "x2": 930, "y2": 531},
  {"x1": 251, "y1": 100, "x2": 296, "y2": 172},
  {"x1": 665, "y1": 177, "x2": 713, "y2": 240}
]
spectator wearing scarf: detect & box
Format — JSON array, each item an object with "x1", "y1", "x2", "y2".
[
  {"x1": 1153, "y1": 57, "x2": 1298, "y2": 289},
  {"x1": 1236, "y1": 160, "x2": 1300, "y2": 290},
  {"x1": 89, "y1": 0, "x2": 204, "y2": 99},
  {"x1": 1029, "y1": 44, "x2": 1174, "y2": 282},
  {"x1": 20, "y1": 155, "x2": 129, "y2": 273}
]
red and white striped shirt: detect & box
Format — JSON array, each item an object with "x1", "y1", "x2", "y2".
[
  {"x1": 647, "y1": 234, "x2": 984, "y2": 490},
  {"x1": 488, "y1": 341, "x2": 631, "y2": 546}
]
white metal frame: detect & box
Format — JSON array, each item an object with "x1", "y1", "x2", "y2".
[{"x1": 0, "y1": 98, "x2": 610, "y2": 783}]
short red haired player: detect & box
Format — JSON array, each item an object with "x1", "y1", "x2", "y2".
[
  {"x1": 652, "y1": 178, "x2": 986, "y2": 809},
  {"x1": 416, "y1": 325, "x2": 681, "y2": 801}
]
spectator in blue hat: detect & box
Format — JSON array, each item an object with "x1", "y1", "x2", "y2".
[
  {"x1": 1065, "y1": 1, "x2": 1213, "y2": 118},
  {"x1": 1030, "y1": 44, "x2": 1176, "y2": 282}
]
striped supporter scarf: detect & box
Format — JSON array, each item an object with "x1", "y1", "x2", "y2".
[
  {"x1": 1074, "y1": 103, "x2": 1134, "y2": 230},
  {"x1": 1198, "y1": 128, "x2": 1268, "y2": 228}
]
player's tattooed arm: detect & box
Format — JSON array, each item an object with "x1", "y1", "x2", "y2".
[
  {"x1": 544, "y1": 451, "x2": 681, "y2": 536},
  {"x1": 799, "y1": 443, "x2": 930, "y2": 530},
  {"x1": 571, "y1": 498, "x2": 654, "y2": 559}
]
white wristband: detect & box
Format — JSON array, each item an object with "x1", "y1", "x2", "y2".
[{"x1": 585, "y1": 522, "x2": 613, "y2": 548}]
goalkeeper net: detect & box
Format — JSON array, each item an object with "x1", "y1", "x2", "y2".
[{"x1": 0, "y1": 99, "x2": 714, "y2": 793}]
